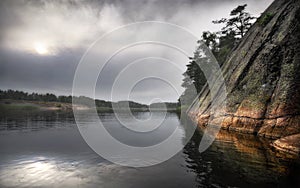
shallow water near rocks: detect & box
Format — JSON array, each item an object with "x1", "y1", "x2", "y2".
[{"x1": 0, "y1": 111, "x2": 299, "y2": 188}]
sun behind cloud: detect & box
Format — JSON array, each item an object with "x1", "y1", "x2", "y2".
[{"x1": 34, "y1": 42, "x2": 49, "y2": 55}]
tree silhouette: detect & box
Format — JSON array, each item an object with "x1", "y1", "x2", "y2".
[{"x1": 213, "y1": 4, "x2": 256, "y2": 38}]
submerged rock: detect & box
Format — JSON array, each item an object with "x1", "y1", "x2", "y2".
[{"x1": 192, "y1": 0, "x2": 300, "y2": 155}]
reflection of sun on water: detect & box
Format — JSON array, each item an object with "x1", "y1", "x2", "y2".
[
  {"x1": 0, "y1": 156, "x2": 124, "y2": 187},
  {"x1": 34, "y1": 42, "x2": 49, "y2": 55},
  {"x1": 0, "y1": 157, "x2": 83, "y2": 187}
]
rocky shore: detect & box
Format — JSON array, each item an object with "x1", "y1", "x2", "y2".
[{"x1": 192, "y1": 0, "x2": 300, "y2": 156}]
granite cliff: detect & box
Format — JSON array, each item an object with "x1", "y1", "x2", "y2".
[{"x1": 192, "y1": 0, "x2": 300, "y2": 155}]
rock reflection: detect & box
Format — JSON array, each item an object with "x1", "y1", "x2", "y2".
[
  {"x1": 183, "y1": 128, "x2": 300, "y2": 187},
  {"x1": 0, "y1": 111, "x2": 299, "y2": 187}
]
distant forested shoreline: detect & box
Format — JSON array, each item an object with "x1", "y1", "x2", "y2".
[{"x1": 0, "y1": 89, "x2": 179, "y2": 112}]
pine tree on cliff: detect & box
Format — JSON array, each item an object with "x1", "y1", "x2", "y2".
[
  {"x1": 181, "y1": 4, "x2": 256, "y2": 101},
  {"x1": 213, "y1": 4, "x2": 256, "y2": 38}
]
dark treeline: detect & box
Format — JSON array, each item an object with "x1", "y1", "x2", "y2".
[
  {"x1": 0, "y1": 89, "x2": 116, "y2": 108},
  {"x1": 0, "y1": 89, "x2": 69, "y2": 103},
  {"x1": 149, "y1": 102, "x2": 179, "y2": 109},
  {"x1": 0, "y1": 89, "x2": 178, "y2": 109},
  {"x1": 0, "y1": 89, "x2": 134, "y2": 108}
]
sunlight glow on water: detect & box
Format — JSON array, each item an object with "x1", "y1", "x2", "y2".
[
  {"x1": 0, "y1": 156, "x2": 129, "y2": 188},
  {"x1": 1, "y1": 157, "x2": 83, "y2": 187}
]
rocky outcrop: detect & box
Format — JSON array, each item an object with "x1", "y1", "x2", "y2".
[{"x1": 192, "y1": 0, "x2": 300, "y2": 155}]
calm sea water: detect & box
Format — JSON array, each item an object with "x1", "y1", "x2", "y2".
[{"x1": 0, "y1": 111, "x2": 299, "y2": 188}]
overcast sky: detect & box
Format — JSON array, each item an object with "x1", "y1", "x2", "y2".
[{"x1": 0, "y1": 0, "x2": 273, "y2": 104}]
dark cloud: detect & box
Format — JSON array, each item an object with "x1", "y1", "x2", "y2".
[{"x1": 0, "y1": 0, "x2": 273, "y2": 103}]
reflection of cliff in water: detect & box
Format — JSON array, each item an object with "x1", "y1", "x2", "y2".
[{"x1": 183, "y1": 127, "x2": 300, "y2": 187}]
